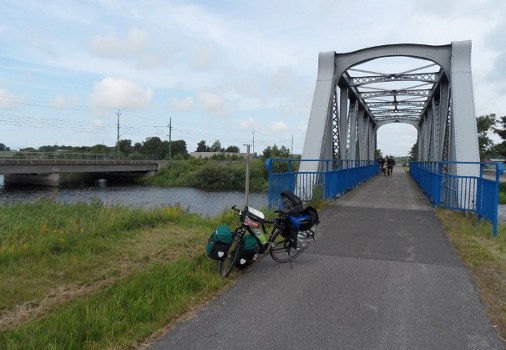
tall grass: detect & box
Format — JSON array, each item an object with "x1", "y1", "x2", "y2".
[
  {"x1": 0, "y1": 256, "x2": 225, "y2": 350},
  {"x1": 437, "y1": 210, "x2": 506, "y2": 341},
  {"x1": 0, "y1": 200, "x2": 240, "y2": 348},
  {"x1": 0, "y1": 200, "x2": 193, "y2": 265},
  {"x1": 144, "y1": 158, "x2": 269, "y2": 191}
]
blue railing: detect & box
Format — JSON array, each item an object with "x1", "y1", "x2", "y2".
[
  {"x1": 266, "y1": 158, "x2": 377, "y2": 209},
  {"x1": 410, "y1": 161, "x2": 500, "y2": 237}
]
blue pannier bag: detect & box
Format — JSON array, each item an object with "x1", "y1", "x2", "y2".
[
  {"x1": 289, "y1": 206, "x2": 319, "y2": 231},
  {"x1": 206, "y1": 224, "x2": 233, "y2": 260},
  {"x1": 288, "y1": 214, "x2": 312, "y2": 231}
]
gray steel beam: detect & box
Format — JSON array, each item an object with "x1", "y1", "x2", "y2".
[{"x1": 301, "y1": 41, "x2": 478, "y2": 177}]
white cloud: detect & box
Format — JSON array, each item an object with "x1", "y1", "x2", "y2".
[
  {"x1": 270, "y1": 121, "x2": 288, "y2": 131},
  {"x1": 170, "y1": 96, "x2": 194, "y2": 112},
  {"x1": 240, "y1": 118, "x2": 257, "y2": 129},
  {"x1": 198, "y1": 91, "x2": 227, "y2": 117},
  {"x1": 0, "y1": 88, "x2": 19, "y2": 108},
  {"x1": 90, "y1": 27, "x2": 148, "y2": 59},
  {"x1": 51, "y1": 95, "x2": 80, "y2": 108},
  {"x1": 90, "y1": 77, "x2": 152, "y2": 109}
]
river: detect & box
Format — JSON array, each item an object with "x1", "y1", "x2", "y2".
[
  {"x1": 1, "y1": 175, "x2": 505, "y2": 222},
  {"x1": 0, "y1": 175, "x2": 268, "y2": 217}
]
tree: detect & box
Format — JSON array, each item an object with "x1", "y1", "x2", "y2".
[
  {"x1": 0, "y1": 143, "x2": 11, "y2": 151},
  {"x1": 375, "y1": 149, "x2": 383, "y2": 159},
  {"x1": 476, "y1": 114, "x2": 497, "y2": 160},
  {"x1": 493, "y1": 115, "x2": 506, "y2": 158},
  {"x1": 133, "y1": 142, "x2": 142, "y2": 153},
  {"x1": 90, "y1": 144, "x2": 111, "y2": 154},
  {"x1": 262, "y1": 145, "x2": 291, "y2": 159},
  {"x1": 169, "y1": 140, "x2": 189, "y2": 158},
  {"x1": 209, "y1": 140, "x2": 223, "y2": 152},
  {"x1": 117, "y1": 139, "x2": 133, "y2": 155},
  {"x1": 225, "y1": 145, "x2": 240, "y2": 153},
  {"x1": 409, "y1": 141, "x2": 418, "y2": 161},
  {"x1": 196, "y1": 140, "x2": 208, "y2": 152},
  {"x1": 142, "y1": 137, "x2": 165, "y2": 159}
]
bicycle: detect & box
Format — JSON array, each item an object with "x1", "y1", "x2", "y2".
[{"x1": 216, "y1": 204, "x2": 318, "y2": 278}]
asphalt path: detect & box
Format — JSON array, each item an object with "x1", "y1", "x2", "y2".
[{"x1": 148, "y1": 167, "x2": 505, "y2": 350}]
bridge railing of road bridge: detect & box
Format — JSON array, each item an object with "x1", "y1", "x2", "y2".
[
  {"x1": 266, "y1": 158, "x2": 377, "y2": 209},
  {"x1": 0, "y1": 151, "x2": 158, "y2": 164},
  {"x1": 410, "y1": 161, "x2": 500, "y2": 237}
]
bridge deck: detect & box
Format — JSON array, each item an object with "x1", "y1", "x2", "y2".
[{"x1": 149, "y1": 167, "x2": 504, "y2": 350}]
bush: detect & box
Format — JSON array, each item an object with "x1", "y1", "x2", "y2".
[{"x1": 192, "y1": 162, "x2": 244, "y2": 190}]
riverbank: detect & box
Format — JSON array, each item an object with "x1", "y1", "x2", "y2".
[
  {"x1": 437, "y1": 210, "x2": 506, "y2": 342},
  {"x1": 143, "y1": 158, "x2": 270, "y2": 192},
  {"x1": 0, "y1": 201, "x2": 243, "y2": 348}
]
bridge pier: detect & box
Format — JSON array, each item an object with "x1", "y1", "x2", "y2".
[{"x1": 4, "y1": 173, "x2": 60, "y2": 186}]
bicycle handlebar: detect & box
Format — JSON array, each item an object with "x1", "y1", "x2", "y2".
[{"x1": 231, "y1": 205, "x2": 276, "y2": 225}]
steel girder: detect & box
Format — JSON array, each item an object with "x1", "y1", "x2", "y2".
[{"x1": 300, "y1": 41, "x2": 479, "y2": 177}]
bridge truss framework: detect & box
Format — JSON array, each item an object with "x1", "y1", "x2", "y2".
[{"x1": 301, "y1": 40, "x2": 480, "y2": 177}]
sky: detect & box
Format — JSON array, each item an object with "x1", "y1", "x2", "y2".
[{"x1": 1, "y1": 0, "x2": 505, "y2": 157}]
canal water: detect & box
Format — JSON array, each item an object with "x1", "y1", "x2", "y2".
[
  {"x1": 1, "y1": 175, "x2": 504, "y2": 222},
  {"x1": 0, "y1": 175, "x2": 268, "y2": 217}
]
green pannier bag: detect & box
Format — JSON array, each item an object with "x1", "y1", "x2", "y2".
[
  {"x1": 234, "y1": 233, "x2": 258, "y2": 268},
  {"x1": 206, "y1": 224, "x2": 233, "y2": 260}
]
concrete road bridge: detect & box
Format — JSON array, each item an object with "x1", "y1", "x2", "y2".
[{"x1": 0, "y1": 153, "x2": 160, "y2": 186}]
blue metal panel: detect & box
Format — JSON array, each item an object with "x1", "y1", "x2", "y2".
[
  {"x1": 410, "y1": 161, "x2": 499, "y2": 237},
  {"x1": 267, "y1": 158, "x2": 376, "y2": 209}
]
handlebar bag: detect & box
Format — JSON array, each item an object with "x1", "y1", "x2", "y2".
[{"x1": 206, "y1": 224, "x2": 233, "y2": 260}]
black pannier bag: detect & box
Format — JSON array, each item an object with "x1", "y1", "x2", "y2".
[{"x1": 280, "y1": 191, "x2": 304, "y2": 213}]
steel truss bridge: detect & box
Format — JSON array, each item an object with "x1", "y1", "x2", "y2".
[{"x1": 301, "y1": 40, "x2": 480, "y2": 178}]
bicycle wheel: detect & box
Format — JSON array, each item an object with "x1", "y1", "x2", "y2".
[
  {"x1": 217, "y1": 235, "x2": 242, "y2": 277},
  {"x1": 269, "y1": 229, "x2": 303, "y2": 263}
]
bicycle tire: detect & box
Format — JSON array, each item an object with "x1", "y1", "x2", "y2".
[
  {"x1": 217, "y1": 235, "x2": 242, "y2": 277},
  {"x1": 269, "y1": 229, "x2": 303, "y2": 263}
]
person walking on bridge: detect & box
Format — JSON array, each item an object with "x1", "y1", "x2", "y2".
[
  {"x1": 377, "y1": 156, "x2": 386, "y2": 176},
  {"x1": 387, "y1": 156, "x2": 395, "y2": 176}
]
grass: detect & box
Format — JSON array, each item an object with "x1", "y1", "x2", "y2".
[
  {"x1": 499, "y1": 183, "x2": 506, "y2": 204},
  {"x1": 3, "y1": 199, "x2": 503, "y2": 348},
  {"x1": 142, "y1": 158, "x2": 269, "y2": 191},
  {"x1": 437, "y1": 209, "x2": 506, "y2": 343},
  {"x1": 0, "y1": 201, "x2": 240, "y2": 349}
]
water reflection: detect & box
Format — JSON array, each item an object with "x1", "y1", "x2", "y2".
[{"x1": 0, "y1": 175, "x2": 268, "y2": 217}]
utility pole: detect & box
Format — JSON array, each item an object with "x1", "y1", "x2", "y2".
[
  {"x1": 116, "y1": 109, "x2": 121, "y2": 157},
  {"x1": 243, "y1": 144, "x2": 251, "y2": 206},
  {"x1": 252, "y1": 131, "x2": 255, "y2": 157},
  {"x1": 291, "y1": 135, "x2": 294, "y2": 157},
  {"x1": 168, "y1": 117, "x2": 172, "y2": 160}
]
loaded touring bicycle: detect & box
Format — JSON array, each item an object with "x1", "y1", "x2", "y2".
[{"x1": 206, "y1": 191, "x2": 319, "y2": 277}]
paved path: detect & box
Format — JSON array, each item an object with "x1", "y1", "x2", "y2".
[{"x1": 148, "y1": 167, "x2": 504, "y2": 350}]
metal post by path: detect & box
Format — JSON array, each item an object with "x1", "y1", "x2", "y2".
[{"x1": 244, "y1": 144, "x2": 251, "y2": 206}]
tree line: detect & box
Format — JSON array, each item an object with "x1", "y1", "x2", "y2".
[
  {"x1": 2, "y1": 137, "x2": 293, "y2": 161},
  {"x1": 407, "y1": 113, "x2": 506, "y2": 161}
]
